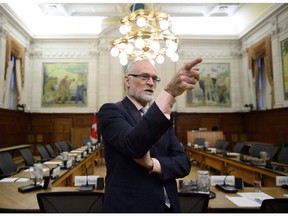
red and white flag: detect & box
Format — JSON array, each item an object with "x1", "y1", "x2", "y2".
[{"x1": 90, "y1": 113, "x2": 98, "y2": 144}]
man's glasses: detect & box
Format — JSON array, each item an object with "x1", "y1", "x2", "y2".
[{"x1": 128, "y1": 73, "x2": 161, "y2": 83}]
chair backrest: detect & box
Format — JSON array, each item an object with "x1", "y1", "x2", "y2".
[
  {"x1": 178, "y1": 192, "x2": 209, "y2": 213},
  {"x1": 233, "y1": 142, "x2": 245, "y2": 153},
  {"x1": 0, "y1": 152, "x2": 17, "y2": 179},
  {"x1": 82, "y1": 138, "x2": 92, "y2": 146},
  {"x1": 222, "y1": 141, "x2": 230, "y2": 150},
  {"x1": 54, "y1": 142, "x2": 63, "y2": 153},
  {"x1": 248, "y1": 143, "x2": 278, "y2": 159},
  {"x1": 36, "y1": 145, "x2": 51, "y2": 160},
  {"x1": 19, "y1": 148, "x2": 36, "y2": 166},
  {"x1": 37, "y1": 191, "x2": 104, "y2": 213},
  {"x1": 193, "y1": 138, "x2": 205, "y2": 146},
  {"x1": 277, "y1": 147, "x2": 288, "y2": 164},
  {"x1": 45, "y1": 144, "x2": 57, "y2": 158},
  {"x1": 260, "y1": 198, "x2": 288, "y2": 212},
  {"x1": 214, "y1": 139, "x2": 225, "y2": 149},
  {"x1": 59, "y1": 141, "x2": 70, "y2": 152}
]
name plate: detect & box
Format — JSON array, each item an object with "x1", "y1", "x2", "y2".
[
  {"x1": 76, "y1": 154, "x2": 81, "y2": 162},
  {"x1": 51, "y1": 166, "x2": 60, "y2": 178},
  {"x1": 276, "y1": 176, "x2": 288, "y2": 186},
  {"x1": 74, "y1": 175, "x2": 99, "y2": 186},
  {"x1": 82, "y1": 151, "x2": 87, "y2": 158},
  {"x1": 210, "y1": 175, "x2": 235, "y2": 186}
]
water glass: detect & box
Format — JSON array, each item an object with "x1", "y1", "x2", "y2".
[{"x1": 197, "y1": 170, "x2": 210, "y2": 193}]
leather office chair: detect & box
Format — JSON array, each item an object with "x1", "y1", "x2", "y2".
[
  {"x1": 222, "y1": 141, "x2": 230, "y2": 150},
  {"x1": 233, "y1": 142, "x2": 245, "y2": 153},
  {"x1": 0, "y1": 152, "x2": 23, "y2": 179},
  {"x1": 259, "y1": 198, "x2": 288, "y2": 212},
  {"x1": 214, "y1": 139, "x2": 225, "y2": 149},
  {"x1": 248, "y1": 143, "x2": 278, "y2": 160},
  {"x1": 19, "y1": 148, "x2": 37, "y2": 167},
  {"x1": 45, "y1": 144, "x2": 57, "y2": 158},
  {"x1": 82, "y1": 138, "x2": 92, "y2": 146},
  {"x1": 178, "y1": 192, "x2": 209, "y2": 213},
  {"x1": 37, "y1": 191, "x2": 104, "y2": 213},
  {"x1": 277, "y1": 147, "x2": 288, "y2": 164},
  {"x1": 66, "y1": 140, "x2": 76, "y2": 150},
  {"x1": 54, "y1": 142, "x2": 63, "y2": 153},
  {"x1": 36, "y1": 145, "x2": 51, "y2": 161},
  {"x1": 59, "y1": 141, "x2": 70, "y2": 152},
  {"x1": 193, "y1": 138, "x2": 205, "y2": 146}
]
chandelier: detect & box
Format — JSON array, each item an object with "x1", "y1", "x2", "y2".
[{"x1": 110, "y1": 4, "x2": 179, "y2": 65}]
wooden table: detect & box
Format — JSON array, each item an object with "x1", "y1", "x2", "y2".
[
  {"x1": 0, "y1": 181, "x2": 287, "y2": 213},
  {"x1": 185, "y1": 146, "x2": 288, "y2": 186},
  {"x1": 0, "y1": 144, "x2": 31, "y2": 155}
]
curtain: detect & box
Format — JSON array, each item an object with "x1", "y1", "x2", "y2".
[
  {"x1": 248, "y1": 36, "x2": 275, "y2": 108},
  {"x1": 4, "y1": 60, "x2": 14, "y2": 107},
  {"x1": 15, "y1": 59, "x2": 23, "y2": 101}
]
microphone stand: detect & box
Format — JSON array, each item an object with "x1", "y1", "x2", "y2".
[
  {"x1": 216, "y1": 169, "x2": 238, "y2": 193},
  {"x1": 80, "y1": 165, "x2": 94, "y2": 192}
]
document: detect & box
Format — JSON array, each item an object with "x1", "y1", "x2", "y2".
[
  {"x1": 0, "y1": 177, "x2": 30, "y2": 182},
  {"x1": 226, "y1": 192, "x2": 274, "y2": 207}
]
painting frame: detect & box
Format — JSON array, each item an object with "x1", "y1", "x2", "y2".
[
  {"x1": 281, "y1": 38, "x2": 288, "y2": 100},
  {"x1": 41, "y1": 62, "x2": 88, "y2": 107},
  {"x1": 186, "y1": 63, "x2": 231, "y2": 107}
]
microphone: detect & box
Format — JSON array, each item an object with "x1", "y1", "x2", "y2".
[
  {"x1": 79, "y1": 165, "x2": 94, "y2": 192},
  {"x1": 216, "y1": 170, "x2": 238, "y2": 193}
]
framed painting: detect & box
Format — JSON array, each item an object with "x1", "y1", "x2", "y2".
[
  {"x1": 186, "y1": 63, "x2": 231, "y2": 107},
  {"x1": 42, "y1": 62, "x2": 88, "y2": 107},
  {"x1": 282, "y1": 38, "x2": 288, "y2": 100}
]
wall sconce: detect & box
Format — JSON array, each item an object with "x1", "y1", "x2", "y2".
[{"x1": 17, "y1": 104, "x2": 26, "y2": 111}]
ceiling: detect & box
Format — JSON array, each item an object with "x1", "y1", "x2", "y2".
[{"x1": 1, "y1": 1, "x2": 278, "y2": 39}]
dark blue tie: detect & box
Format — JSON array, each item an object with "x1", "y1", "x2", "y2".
[{"x1": 140, "y1": 107, "x2": 148, "y2": 115}]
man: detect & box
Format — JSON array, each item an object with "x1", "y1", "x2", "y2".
[{"x1": 98, "y1": 57, "x2": 202, "y2": 212}]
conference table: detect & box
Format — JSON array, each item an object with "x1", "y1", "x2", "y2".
[
  {"x1": 185, "y1": 146, "x2": 288, "y2": 187},
  {"x1": 0, "y1": 145, "x2": 287, "y2": 213}
]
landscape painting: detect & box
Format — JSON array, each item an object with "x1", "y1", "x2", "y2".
[
  {"x1": 186, "y1": 63, "x2": 231, "y2": 107},
  {"x1": 42, "y1": 63, "x2": 88, "y2": 107}
]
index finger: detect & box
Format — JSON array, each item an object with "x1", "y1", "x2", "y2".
[{"x1": 184, "y1": 57, "x2": 203, "y2": 71}]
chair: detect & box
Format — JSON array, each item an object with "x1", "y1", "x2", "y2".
[
  {"x1": 277, "y1": 147, "x2": 288, "y2": 164},
  {"x1": 233, "y1": 142, "x2": 245, "y2": 153},
  {"x1": 214, "y1": 139, "x2": 225, "y2": 149},
  {"x1": 37, "y1": 191, "x2": 104, "y2": 213},
  {"x1": 193, "y1": 138, "x2": 205, "y2": 146},
  {"x1": 0, "y1": 152, "x2": 20, "y2": 179},
  {"x1": 19, "y1": 147, "x2": 37, "y2": 166},
  {"x1": 259, "y1": 198, "x2": 288, "y2": 212},
  {"x1": 36, "y1": 145, "x2": 51, "y2": 161},
  {"x1": 248, "y1": 143, "x2": 278, "y2": 160},
  {"x1": 54, "y1": 142, "x2": 63, "y2": 153},
  {"x1": 178, "y1": 192, "x2": 209, "y2": 213},
  {"x1": 82, "y1": 138, "x2": 92, "y2": 146},
  {"x1": 45, "y1": 144, "x2": 57, "y2": 158},
  {"x1": 59, "y1": 141, "x2": 70, "y2": 152},
  {"x1": 66, "y1": 140, "x2": 76, "y2": 150},
  {"x1": 222, "y1": 141, "x2": 230, "y2": 150}
]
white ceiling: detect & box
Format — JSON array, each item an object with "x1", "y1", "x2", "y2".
[{"x1": 1, "y1": 1, "x2": 279, "y2": 39}]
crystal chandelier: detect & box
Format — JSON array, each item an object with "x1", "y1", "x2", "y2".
[{"x1": 110, "y1": 4, "x2": 179, "y2": 65}]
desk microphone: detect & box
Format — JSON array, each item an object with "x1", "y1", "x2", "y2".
[
  {"x1": 80, "y1": 165, "x2": 94, "y2": 192},
  {"x1": 216, "y1": 169, "x2": 238, "y2": 193}
]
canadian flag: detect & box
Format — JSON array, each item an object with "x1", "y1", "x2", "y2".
[{"x1": 90, "y1": 113, "x2": 98, "y2": 144}]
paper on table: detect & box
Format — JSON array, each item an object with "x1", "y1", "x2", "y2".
[
  {"x1": 43, "y1": 161, "x2": 62, "y2": 165},
  {"x1": 0, "y1": 177, "x2": 30, "y2": 182},
  {"x1": 225, "y1": 195, "x2": 261, "y2": 207},
  {"x1": 237, "y1": 192, "x2": 274, "y2": 202}
]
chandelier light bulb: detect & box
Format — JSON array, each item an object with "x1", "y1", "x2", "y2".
[
  {"x1": 135, "y1": 38, "x2": 144, "y2": 49},
  {"x1": 125, "y1": 43, "x2": 134, "y2": 54},
  {"x1": 119, "y1": 25, "x2": 128, "y2": 34},
  {"x1": 136, "y1": 17, "x2": 146, "y2": 27},
  {"x1": 156, "y1": 55, "x2": 165, "y2": 64},
  {"x1": 159, "y1": 20, "x2": 169, "y2": 30},
  {"x1": 170, "y1": 52, "x2": 179, "y2": 62},
  {"x1": 110, "y1": 47, "x2": 119, "y2": 57},
  {"x1": 151, "y1": 41, "x2": 160, "y2": 52},
  {"x1": 120, "y1": 58, "x2": 128, "y2": 65}
]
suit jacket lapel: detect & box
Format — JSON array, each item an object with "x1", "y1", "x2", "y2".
[{"x1": 121, "y1": 97, "x2": 142, "y2": 125}]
